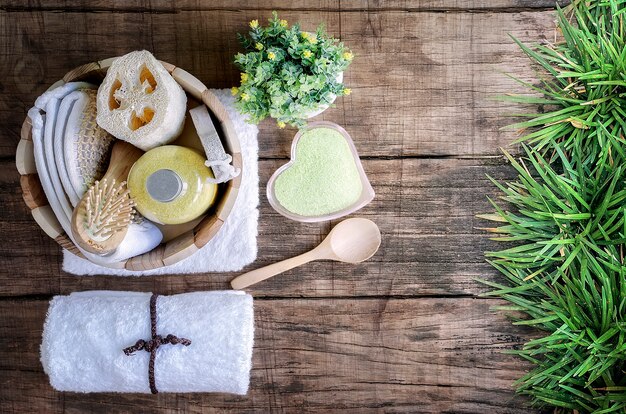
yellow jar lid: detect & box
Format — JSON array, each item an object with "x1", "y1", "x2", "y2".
[{"x1": 128, "y1": 145, "x2": 218, "y2": 225}]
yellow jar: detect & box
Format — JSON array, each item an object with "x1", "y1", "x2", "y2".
[{"x1": 128, "y1": 145, "x2": 218, "y2": 225}]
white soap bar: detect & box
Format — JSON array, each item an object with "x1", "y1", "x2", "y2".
[{"x1": 96, "y1": 50, "x2": 187, "y2": 151}]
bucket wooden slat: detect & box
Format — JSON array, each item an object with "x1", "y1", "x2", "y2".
[
  {"x1": 16, "y1": 139, "x2": 36, "y2": 175},
  {"x1": 18, "y1": 59, "x2": 242, "y2": 271},
  {"x1": 125, "y1": 244, "x2": 165, "y2": 271},
  {"x1": 31, "y1": 206, "x2": 63, "y2": 239},
  {"x1": 172, "y1": 67, "x2": 207, "y2": 101},
  {"x1": 63, "y1": 62, "x2": 102, "y2": 83},
  {"x1": 20, "y1": 116, "x2": 32, "y2": 141},
  {"x1": 194, "y1": 214, "x2": 224, "y2": 247},
  {"x1": 20, "y1": 174, "x2": 47, "y2": 209},
  {"x1": 163, "y1": 231, "x2": 199, "y2": 266},
  {"x1": 55, "y1": 234, "x2": 84, "y2": 257}
]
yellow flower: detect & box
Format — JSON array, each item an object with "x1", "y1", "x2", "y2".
[
  {"x1": 267, "y1": 51, "x2": 276, "y2": 60},
  {"x1": 255, "y1": 42, "x2": 264, "y2": 50},
  {"x1": 302, "y1": 50, "x2": 313, "y2": 59},
  {"x1": 342, "y1": 51, "x2": 354, "y2": 61},
  {"x1": 240, "y1": 73, "x2": 249, "y2": 83},
  {"x1": 342, "y1": 88, "x2": 352, "y2": 96},
  {"x1": 241, "y1": 93, "x2": 250, "y2": 101},
  {"x1": 277, "y1": 121, "x2": 286, "y2": 129},
  {"x1": 280, "y1": 19, "x2": 288, "y2": 28},
  {"x1": 308, "y1": 35, "x2": 318, "y2": 44},
  {"x1": 301, "y1": 32, "x2": 309, "y2": 40},
  {"x1": 249, "y1": 20, "x2": 259, "y2": 29},
  {"x1": 230, "y1": 87, "x2": 239, "y2": 96}
]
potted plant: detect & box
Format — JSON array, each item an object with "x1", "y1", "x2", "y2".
[{"x1": 232, "y1": 12, "x2": 353, "y2": 128}]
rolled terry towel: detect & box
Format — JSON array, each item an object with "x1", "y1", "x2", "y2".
[{"x1": 41, "y1": 290, "x2": 254, "y2": 394}]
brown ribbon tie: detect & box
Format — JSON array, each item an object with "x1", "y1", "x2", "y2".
[{"x1": 123, "y1": 294, "x2": 192, "y2": 394}]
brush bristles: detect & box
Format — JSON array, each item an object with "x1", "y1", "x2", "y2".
[{"x1": 84, "y1": 178, "x2": 135, "y2": 238}]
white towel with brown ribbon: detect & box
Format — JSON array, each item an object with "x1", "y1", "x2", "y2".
[{"x1": 41, "y1": 290, "x2": 254, "y2": 394}]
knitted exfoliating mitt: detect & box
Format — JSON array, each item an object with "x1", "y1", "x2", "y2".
[{"x1": 96, "y1": 50, "x2": 187, "y2": 151}]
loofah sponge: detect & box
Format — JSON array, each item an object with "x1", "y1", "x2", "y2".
[{"x1": 96, "y1": 50, "x2": 187, "y2": 151}]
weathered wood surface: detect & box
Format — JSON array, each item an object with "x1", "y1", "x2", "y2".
[
  {"x1": 0, "y1": 0, "x2": 570, "y2": 12},
  {"x1": 0, "y1": 9, "x2": 555, "y2": 158},
  {"x1": 0, "y1": 2, "x2": 555, "y2": 413},
  {"x1": 0, "y1": 298, "x2": 537, "y2": 413},
  {"x1": 2, "y1": 157, "x2": 517, "y2": 297}
]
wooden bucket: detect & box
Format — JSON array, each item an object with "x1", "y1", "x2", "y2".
[{"x1": 16, "y1": 58, "x2": 242, "y2": 271}]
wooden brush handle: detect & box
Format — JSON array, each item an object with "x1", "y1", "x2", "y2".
[
  {"x1": 102, "y1": 141, "x2": 144, "y2": 183},
  {"x1": 230, "y1": 250, "x2": 318, "y2": 290}
]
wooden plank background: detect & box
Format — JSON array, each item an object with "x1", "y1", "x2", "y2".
[{"x1": 0, "y1": 1, "x2": 560, "y2": 412}]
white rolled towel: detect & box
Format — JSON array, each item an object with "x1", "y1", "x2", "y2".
[{"x1": 41, "y1": 290, "x2": 254, "y2": 394}]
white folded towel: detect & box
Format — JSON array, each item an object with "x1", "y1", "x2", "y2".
[{"x1": 41, "y1": 290, "x2": 254, "y2": 394}]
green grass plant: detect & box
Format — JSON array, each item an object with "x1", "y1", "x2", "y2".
[{"x1": 483, "y1": 1, "x2": 626, "y2": 411}]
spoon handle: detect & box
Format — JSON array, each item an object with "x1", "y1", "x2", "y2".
[{"x1": 230, "y1": 250, "x2": 318, "y2": 290}]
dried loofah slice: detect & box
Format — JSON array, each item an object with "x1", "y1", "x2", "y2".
[{"x1": 96, "y1": 50, "x2": 187, "y2": 151}]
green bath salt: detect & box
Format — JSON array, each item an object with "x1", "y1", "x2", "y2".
[{"x1": 274, "y1": 127, "x2": 362, "y2": 216}]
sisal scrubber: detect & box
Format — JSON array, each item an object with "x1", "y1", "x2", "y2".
[{"x1": 63, "y1": 89, "x2": 115, "y2": 202}]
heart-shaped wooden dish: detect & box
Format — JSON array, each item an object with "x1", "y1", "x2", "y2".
[
  {"x1": 16, "y1": 58, "x2": 242, "y2": 271},
  {"x1": 267, "y1": 121, "x2": 374, "y2": 223}
]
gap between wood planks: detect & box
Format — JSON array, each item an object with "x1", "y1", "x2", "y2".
[
  {"x1": 0, "y1": 0, "x2": 570, "y2": 14},
  {"x1": 0, "y1": 154, "x2": 512, "y2": 163},
  {"x1": 0, "y1": 6, "x2": 561, "y2": 14},
  {"x1": 0, "y1": 293, "x2": 497, "y2": 302},
  {"x1": 257, "y1": 154, "x2": 511, "y2": 161}
]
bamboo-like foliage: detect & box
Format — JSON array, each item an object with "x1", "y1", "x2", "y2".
[{"x1": 482, "y1": 1, "x2": 626, "y2": 411}]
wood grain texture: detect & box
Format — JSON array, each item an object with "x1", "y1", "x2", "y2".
[
  {"x1": 0, "y1": 9, "x2": 553, "y2": 158},
  {"x1": 0, "y1": 297, "x2": 537, "y2": 413},
  {"x1": 0, "y1": 0, "x2": 569, "y2": 12},
  {"x1": 2, "y1": 157, "x2": 517, "y2": 297},
  {"x1": 0, "y1": 2, "x2": 555, "y2": 412},
  {"x1": 19, "y1": 174, "x2": 46, "y2": 209}
]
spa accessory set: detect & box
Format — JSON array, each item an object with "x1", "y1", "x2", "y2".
[{"x1": 17, "y1": 14, "x2": 379, "y2": 396}]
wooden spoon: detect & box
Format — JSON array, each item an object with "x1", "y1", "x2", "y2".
[{"x1": 231, "y1": 218, "x2": 381, "y2": 290}]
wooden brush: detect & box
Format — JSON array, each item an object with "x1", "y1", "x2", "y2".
[{"x1": 71, "y1": 141, "x2": 143, "y2": 255}]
